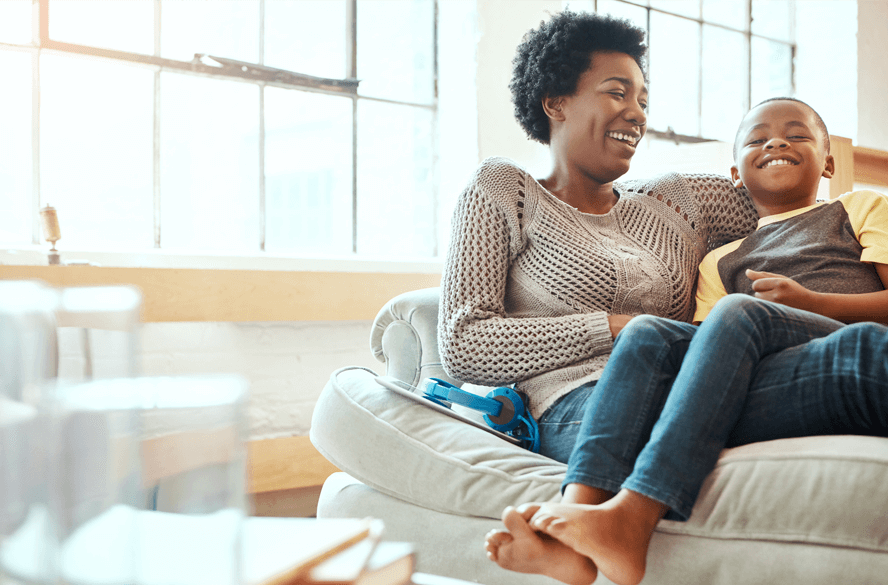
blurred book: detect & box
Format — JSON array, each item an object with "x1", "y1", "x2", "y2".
[
  {"x1": 249, "y1": 517, "x2": 383, "y2": 585},
  {"x1": 309, "y1": 540, "x2": 415, "y2": 585}
]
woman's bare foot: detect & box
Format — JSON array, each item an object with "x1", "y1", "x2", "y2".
[
  {"x1": 530, "y1": 490, "x2": 667, "y2": 585},
  {"x1": 484, "y1": 504, "x2": 598, "y2": 585}
]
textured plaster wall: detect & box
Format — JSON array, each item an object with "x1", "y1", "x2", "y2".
[{"x1": 57, "y1": 321, "x2": 382, "y2": 440}]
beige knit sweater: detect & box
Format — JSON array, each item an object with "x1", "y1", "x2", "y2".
[{"x1": 438, "y1": 157, "x2": 759, "y2": 418}]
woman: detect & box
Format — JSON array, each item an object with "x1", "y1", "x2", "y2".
[
  {"x1": 438, "y1": 11, "x2": 753, "y2": 584},
  {"x1": 439, "y1": 10, "x2": 758, "y2": 453}
]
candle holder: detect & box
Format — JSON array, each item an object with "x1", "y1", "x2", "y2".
[{"x1": 39, "y1": 205, "x2": 61, "y2": 266}]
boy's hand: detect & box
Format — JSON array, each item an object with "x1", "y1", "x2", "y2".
[{"x1": 746, "y1": 269, "x2": 817, "y2": 311}]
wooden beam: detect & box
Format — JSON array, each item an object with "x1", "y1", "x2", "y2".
[
  {"x1": 0, "y1": 266, "x2": 440, "y2": 322},
  {"x1": 854, "y1": 145, "x2": 888, "y2": 188},
  {"x1": 247, "y1": 436, "x2": 339, "y2": 494},
  {"x1": 829, "y1": 135, "x2": 855, "y2": 199}
]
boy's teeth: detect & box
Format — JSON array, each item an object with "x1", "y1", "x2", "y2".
[{"x1": 764, "y1": 158, "x2": 796, "y2": 168}]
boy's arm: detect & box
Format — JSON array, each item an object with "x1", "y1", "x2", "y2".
[{"x1": 747, "y1": 265, "x2": 888, "y2": 325}]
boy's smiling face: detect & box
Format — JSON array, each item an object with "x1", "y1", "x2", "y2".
[{"x1": 731, "y1": 100, "x2": 835, "y2": 214}]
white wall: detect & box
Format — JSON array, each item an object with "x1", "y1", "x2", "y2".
[
  {"x1": 857, "y1": 0, "x2": 888, "y2": 150},
  {"x1": 475, "y1": 0, "x2": 559, "y2": 176}
]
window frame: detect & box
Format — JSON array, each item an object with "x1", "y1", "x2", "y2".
[
  {"x1": 10, "y1": 0, "x2": 439, "y2": 255},
  {"x1": 585, "y1": 0, "x2": 796, "y2": 145}
]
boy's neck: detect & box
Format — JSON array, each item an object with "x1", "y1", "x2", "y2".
[{"x1": 749, "y1": 190, "x2": 820, "y2": 218}]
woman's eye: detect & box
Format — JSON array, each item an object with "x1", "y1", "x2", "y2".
[
  {"x1": 609, "y1": 92, "x2": 625, "y2": 99},
  {"x1": 639, "y1": 102, "x2": 648, "y2": 111}
]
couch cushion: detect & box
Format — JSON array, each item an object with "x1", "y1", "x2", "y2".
[
  {"x1": 311, "y1": 366, "x2": 888, "y2": 554},
  {"x1": 310, "y1": 367, "x2": 565, "y2": 518}
]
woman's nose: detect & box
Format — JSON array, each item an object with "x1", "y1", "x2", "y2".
[{"x1": 626, "y1": 103, "x2": 646, "y2": 127}]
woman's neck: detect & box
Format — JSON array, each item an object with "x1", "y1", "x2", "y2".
[{"x1": 539, "y1": 163, "x2": 619, "y2": 215}]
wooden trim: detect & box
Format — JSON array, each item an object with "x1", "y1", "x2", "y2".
[
  {"x1": 854, "y1": 145, "x2": 888, "y2": 188},
  {"x1": 0, "y1": 266, "x2": 440, "y2": 322},
  {"x1": 247, "y1": 436, "x2": 339, "y2": 494},
  {"x1": 829, "y1": 135, "x2": 888, "y2": 199},
  {"x1": 829, "y1": 135, "x2": 855, "y2": 199}
]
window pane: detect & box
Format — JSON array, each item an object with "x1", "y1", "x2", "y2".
[
  {"x1": 160, "y1": 73, "x2": 259, "y2": 251},
  {"x1": 161, "y1": 0, "x2": 258, "y2": 64},
  {"x1": 49, "y1": 0, "x2": 154, "y2": 55},
  {"x1": 751, "y1": 38, "x2": 793, "y2": 105},
  {"x1": 650, "y1": 0, "x2": 699, "y2": 19},
  {"x1": 752, "y1": 0, "x2": 793, "y2": 42},
  {"x1": 40, "y1": 54, "x2": 154, "y2": 249},
  {"x1": 702, "y1": 0, "x2": 747, "y2": 30},
  {"x1": 596, "y1": 0, "x2": 647, "y2": 30},
  {"x1": 0, "y1": 0, "x2": 32, "y2": 45},
  {"x1": 701, "y1": 26, "x2": 746, "y2": 141},
  {"x1": 0, "y1": 50, "x2": 32, "y2": 244},
  {"x1": 265, "y1": 0, "x2": 346, "y2": 78},
  {"x1": 264, "y1": 88, "x2": 353, "y2": 255},
  {"x1": 357, "y1": 0, "x2": 434, "y2": 104},
  {"x1": 357, "y1": 101, "x2": 434, "y2": 257},
  {"x1": 649, "y1": 12, "x2": 700, "y2": 136}
]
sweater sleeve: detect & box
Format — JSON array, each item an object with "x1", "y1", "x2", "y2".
[
  {"x1": 682, "y1": 174, "x2": 759, "y2": 252},
  {"x1": 438, "y1": 159, "x2": 614, "y2": 387}
]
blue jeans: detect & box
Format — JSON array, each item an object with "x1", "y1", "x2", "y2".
[{"x1": 537, "y1": 294, "x2": 888, "y2": 520}]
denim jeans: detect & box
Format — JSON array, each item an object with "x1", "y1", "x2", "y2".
[{"x1": 538, "y1": 294, "x2": 888, "y2": 520}]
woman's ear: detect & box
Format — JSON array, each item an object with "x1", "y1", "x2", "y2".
[
  {"x1": 821, "y1": 154, "x2": 836, "y2": 179},
  {"x1": 542, "y1": 95, "x2": 565, "y2": 121},
  {"x1": 730, "y1": 166, "x2": 744, "y2": 188}
]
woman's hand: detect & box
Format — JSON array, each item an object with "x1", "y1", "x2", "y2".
[
  {"x1": 608, "y1": 314, "x2": 635, "y2": 339},
  {"x1": 746, "y1": 269, "x2": 818, "y2": 311}
]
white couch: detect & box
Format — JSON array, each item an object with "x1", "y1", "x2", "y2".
[{"x1": 310, "y1": 287, "x2": 888, "y2": 585}]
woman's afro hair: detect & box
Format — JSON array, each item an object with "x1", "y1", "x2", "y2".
[{"x1": 510, "y1": 10, "x2": 647, "y2": 144}]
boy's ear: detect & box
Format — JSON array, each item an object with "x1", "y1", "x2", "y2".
[
  {"x1": 822, "y1": 154, "x2": 836, "y2": 179},
  {"x1": 730, "y1": 166, "x2": 744, "y2": 189},
  {"x1": 542, "y1": 95, "x2": 565, "y2": 121}
]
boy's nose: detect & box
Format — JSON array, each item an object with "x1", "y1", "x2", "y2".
[{"x1": 764, "y1": 137, "x2": 790, "y2": 149}]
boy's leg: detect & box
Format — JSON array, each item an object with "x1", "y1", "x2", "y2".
[
  {"x1": 563, "y1": 315, "x2": 697, "y2": 496},
  {"x1": 728, "y1": 320, "x2": 888, "y2": 445},
  {"x1": 623, "y1": 295, "x2": 844, "y2": 519}
]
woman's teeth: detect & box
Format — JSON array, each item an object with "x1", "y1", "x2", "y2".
[{"x1": 607, "y1": 132, "x2": 637, "y2": 146}]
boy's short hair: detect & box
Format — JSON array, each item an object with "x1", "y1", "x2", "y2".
[
  {"x1": 733, "y1": 97, "x2": 830, "y2": 160},
  {"x1": 509, "y1": 10, "x2": 647, "y2": 144}
]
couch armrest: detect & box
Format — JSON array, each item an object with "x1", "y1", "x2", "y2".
[{"x1": 368, "y1": 287, "x2": 460, "y2": 388}]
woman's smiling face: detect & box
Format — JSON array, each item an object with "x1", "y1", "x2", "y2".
[{"x1": 550, "y1": 51, "x2": 648, "y2": 184}]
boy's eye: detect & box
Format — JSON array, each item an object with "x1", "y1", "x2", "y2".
[
  {"x1": 788, "y1": 135, "x2": 810, "y2": 140},
  {"x1": 748, "y1": 138, "x2": 765, "y2": 145},
  {"x1": 609, "y1": 91, "x2": 625, "y2": 99}
]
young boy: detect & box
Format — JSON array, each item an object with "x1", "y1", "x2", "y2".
[{"x1": 484, "y1": 97, "x2": 888, "y2": 585}]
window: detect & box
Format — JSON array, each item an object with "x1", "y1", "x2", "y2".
[
  {"x1": 569, "y1": 0, "x2": 796, "y2": 144},
  {"x1": 0, "y1": 0, "x2": 458, "y2": 259}
]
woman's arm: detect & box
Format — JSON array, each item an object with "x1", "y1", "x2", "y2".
[
  {"x1": 438, "y1": 160, "x2": 614, "y2": 386},
  {"x1": 682, "y1": 174, "x2": 759, "y2": 252},
  {"x1": 747, "y1": 265, "x2": 888, "y2": 325}
]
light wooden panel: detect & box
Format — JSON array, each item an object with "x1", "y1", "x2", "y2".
[
  {"x1": 829, "y1": 135, "x2": 855, "y2": 199},
  {"x1": 854, "y1": 145, "x2": 888, "y2": 188},
  {"x1": 247, "y1": 436, "x2": 339, "y2": 493},
  {"x1": 0, "y1": 266, "x2": 440, "y2": 322}
]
